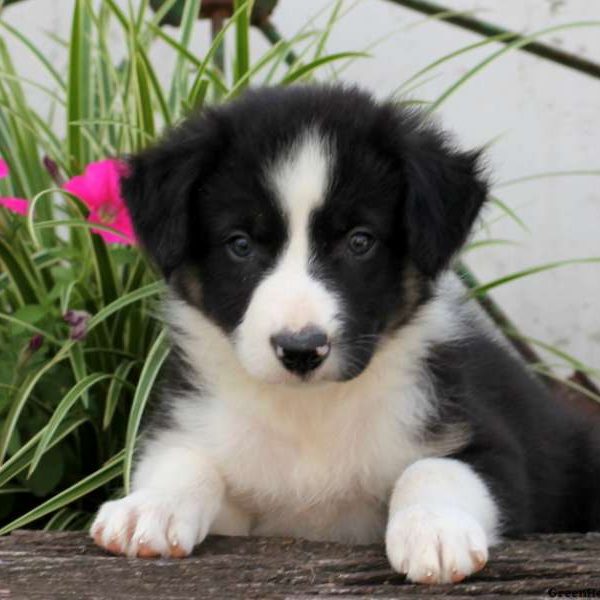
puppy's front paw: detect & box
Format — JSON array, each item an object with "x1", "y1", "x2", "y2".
[
  {"x1": 90, "y1": 490, "x2": 209, "y2": 558},
  {"x1": 385, "y1": 504, "x2": 488, "y2": 584}
]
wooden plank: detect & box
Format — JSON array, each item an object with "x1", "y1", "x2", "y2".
[{"x1": 1, "y1": 531, "x2": 599, "y2": 598}]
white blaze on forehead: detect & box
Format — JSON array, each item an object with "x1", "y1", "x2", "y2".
[
  {"x1": 263, "y1": 129, "x2": 335, "y2": 332},
  {"x1": 234, "y1": 130, "x2": 341, "y2": 383},
  {"x1": 267, "y1": 130, "x2": 333, "y2": 228}
]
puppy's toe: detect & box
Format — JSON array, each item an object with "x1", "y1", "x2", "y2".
[
  {"x1": 91, "y1": 490, "x2": 206, "y2": 559},
  {"x1": 91, "y1": 497, "x2": 138, "y2": 556},
  {"x1": 386, "y1": 504, "x2": 489, "y2": 584}
]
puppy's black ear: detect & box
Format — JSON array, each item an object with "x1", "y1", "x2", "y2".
[
  {"x1": 121, "y1": 112, "x2": 226, "y2": 278},
  {"x1": 402, "y1": 123, "x2": 488, "y2": 278},
  {"x1": 376, "y1": 107, "x2": 488, "y2": 278}
]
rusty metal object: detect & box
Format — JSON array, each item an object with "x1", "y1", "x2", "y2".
[
  {"x1": 149, "y1": 0, "x2": 278, "y2": 27},
  {"x1": 201, "y1": 0, "x2": 233, "y2": 19}
]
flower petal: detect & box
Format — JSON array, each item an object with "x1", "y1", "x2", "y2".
[
  {"x1": 111, "y1": 211, "x2": 137, "y2": 245},
  {"x1": 63, "y1": 159, "x2": 135, "y2": 245},
  {"x1": 63, "y1": 173, "x2": 102, "y2": 208},
  {"x1": 81, "y1": 161, "x2": 116, "y2": 201},
  {"x1": 0, "y1": 196, "x2": 28, "y2": 216},
  {"x1": 64, "y1": 160, "x2": 111, "y2": 208},
  {"x1": 88, "y1": 211, "x2": 135, "y2": 245},
  {"x1": 63, "y1": 159, "x2": 129, "y2": 214},
  {"x1": 0, "y1": 159, "x2": 8, "y2": 179}
]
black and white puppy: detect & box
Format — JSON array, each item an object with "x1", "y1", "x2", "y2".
[{"x1": 91, "y1": 85, "x2": 600, "y2": 584}]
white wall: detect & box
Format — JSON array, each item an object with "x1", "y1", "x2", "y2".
[{"x1": 3, "y1": 0, "x2": 599, "y2": 372}]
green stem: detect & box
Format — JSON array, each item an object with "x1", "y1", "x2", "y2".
[{"x1": 210, "y1": 11, "x2": 227, "y2": 78}]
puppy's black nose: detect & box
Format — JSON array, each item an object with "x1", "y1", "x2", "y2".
[{"x1": 270, "y1": 326, "x2": 330, "y2": 375}]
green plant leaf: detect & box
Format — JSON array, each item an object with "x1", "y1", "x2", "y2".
[
  {"x1": 0, "y1": 362, "x2": 66, "y2": 466},
  {"x1": 169, "y1": 0, "x2": 202, "y2": 110},
  {"x1": 496, "y1": 170, "x2": 600, "y2": 188},
  {"x1": 0, "y1": 312, "x2": 60, "y2": 345},
  {"x1": 463, "y1": 239, "x2": 517, "y2": 254},
  {"x1": 131, "y1": 39, "x2": 155, "y2": 144},
  {"x1": 67, "y1": 0, "x2": 92, "y2": 171},
  {"x1": 104, "y1": 361, "x2": 139, "y2": 430},
  {"x1": 312, "y1": 0, "x2": 343, "y2": 61},
  {"x1": 0, "y1": 19, "x2": 66, "y2": 91},
  {"x1": 29, "y1": 373, "x2": 114, "y2": 476},
  {"x1": 123, "y1": 328, "x2": 169, "y2": 493},
  {"x1": 134, "y1": 44, "x2": 172, "y2": 128},
  {"x1": 280, "y1": 52, "x2": 369, "y2": 85},
  {"x1": 27, "y1": 446, "x2": 65, "y2": 496},
  {"x1": 0, "y1": 236, "x2": 41, "y2": 305},
  {"x1": 471, "y1": 258, "x2": 600, "y2": 296},
  {"x1": 0, "y1": 452, "x2": 124, "y2": 535},
  {"x1": 430, "y1": 21, "x2": 600, "y2": 112},
  {"x1": 0, "y1": 417, "x2": 86, "y2": 489},
  {"x1": 392, "y1": 31, "x2": 514, "y2": 98},
  {"x1": 233, "y1": 0, "x2": 251, "y2": 88},
  {"x1": 0, "y1": 281, "x2": 163, "y2": 465},
  {"x1": 44, "y1": 507, "x2": 84, "y2": 531},
  {"x1": 489, "y1": 195, "x2": 530, "y2": 233}
]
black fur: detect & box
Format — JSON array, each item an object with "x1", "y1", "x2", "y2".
[{"x1": 427, "y1": 334, "x2": 600, "y2": 533}]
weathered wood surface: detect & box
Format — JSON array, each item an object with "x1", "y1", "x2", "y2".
[{"x1": 1, "y1": 531, "x2": 599, "y2": 599}]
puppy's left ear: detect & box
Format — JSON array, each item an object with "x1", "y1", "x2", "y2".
[
  {"x1": 120, "y1": 110, "x2": 227, "y2": 278},
  {"x1": 381, "y1": 110, "x2": 489, "y2": 278}
]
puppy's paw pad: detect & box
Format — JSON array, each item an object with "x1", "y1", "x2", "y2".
[
  {"x1": 386, "y1": 504, "x2": 488, "y2": 584},
  {"x1": 90, "y1": 490, "x2": 206, "y2": 558}
]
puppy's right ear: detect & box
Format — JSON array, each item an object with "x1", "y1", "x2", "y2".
[{"x1": 121, "y1": 112, "x2": 226, "y2": 278}]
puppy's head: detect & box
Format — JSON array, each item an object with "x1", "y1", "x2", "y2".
[{"x1": 122, "y1": 86, "x2": 487, "y2": 385}]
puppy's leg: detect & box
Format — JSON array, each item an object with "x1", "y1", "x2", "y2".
[
  {"x1": 385, "y1": 457, "x2": 499, "y2": 584},
  {"x1": 91, "y1": 437, "x2": 225, "y2": 558}
]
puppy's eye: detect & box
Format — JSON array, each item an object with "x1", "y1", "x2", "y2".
[
  {"x1": 347, "y1": 229, "x2": 376, "y2": 257},
  {"x1": 227, "y1": 233, "x2": 253, "y2": 259}
]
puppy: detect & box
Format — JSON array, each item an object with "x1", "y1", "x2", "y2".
[{"x1": 91, "y1": 85, "x2": 600, "y2": 584}]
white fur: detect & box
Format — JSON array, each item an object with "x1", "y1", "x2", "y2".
[
  {"x1": 91, "y1": 445, "x2": 225, "y2": 557},
  {"x1": 235, "y1": 131, "x2": 342, "y2": 384},
  {"x1": 91, "y1": 275, "x2": 488, "y2": 559},
  {"x1": 386, "y1": 457, "x2": 499, "y2": 583}
]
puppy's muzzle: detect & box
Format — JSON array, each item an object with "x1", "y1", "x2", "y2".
[{"x1": 270, "y1": 326, "x2": 330, "y2": 376}]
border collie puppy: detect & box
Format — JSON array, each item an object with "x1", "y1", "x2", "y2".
[{"x1": 91, "y1": 85, "x2": 600, "y2": 584}]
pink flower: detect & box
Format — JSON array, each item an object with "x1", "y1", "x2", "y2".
[
  {"x1": 63, "y1": 159, "x2": 136, "y2": 245},
  {"x1": 0, "y1": 197, "x2": 28, "y2": 215},
  {"x1": 0, "y1": 157, "x2": 29, "y2": 216}
]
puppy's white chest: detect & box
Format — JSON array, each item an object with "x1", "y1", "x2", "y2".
[{"x1": 203, "y1": 388, "x2": 428, "y2": 543}]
